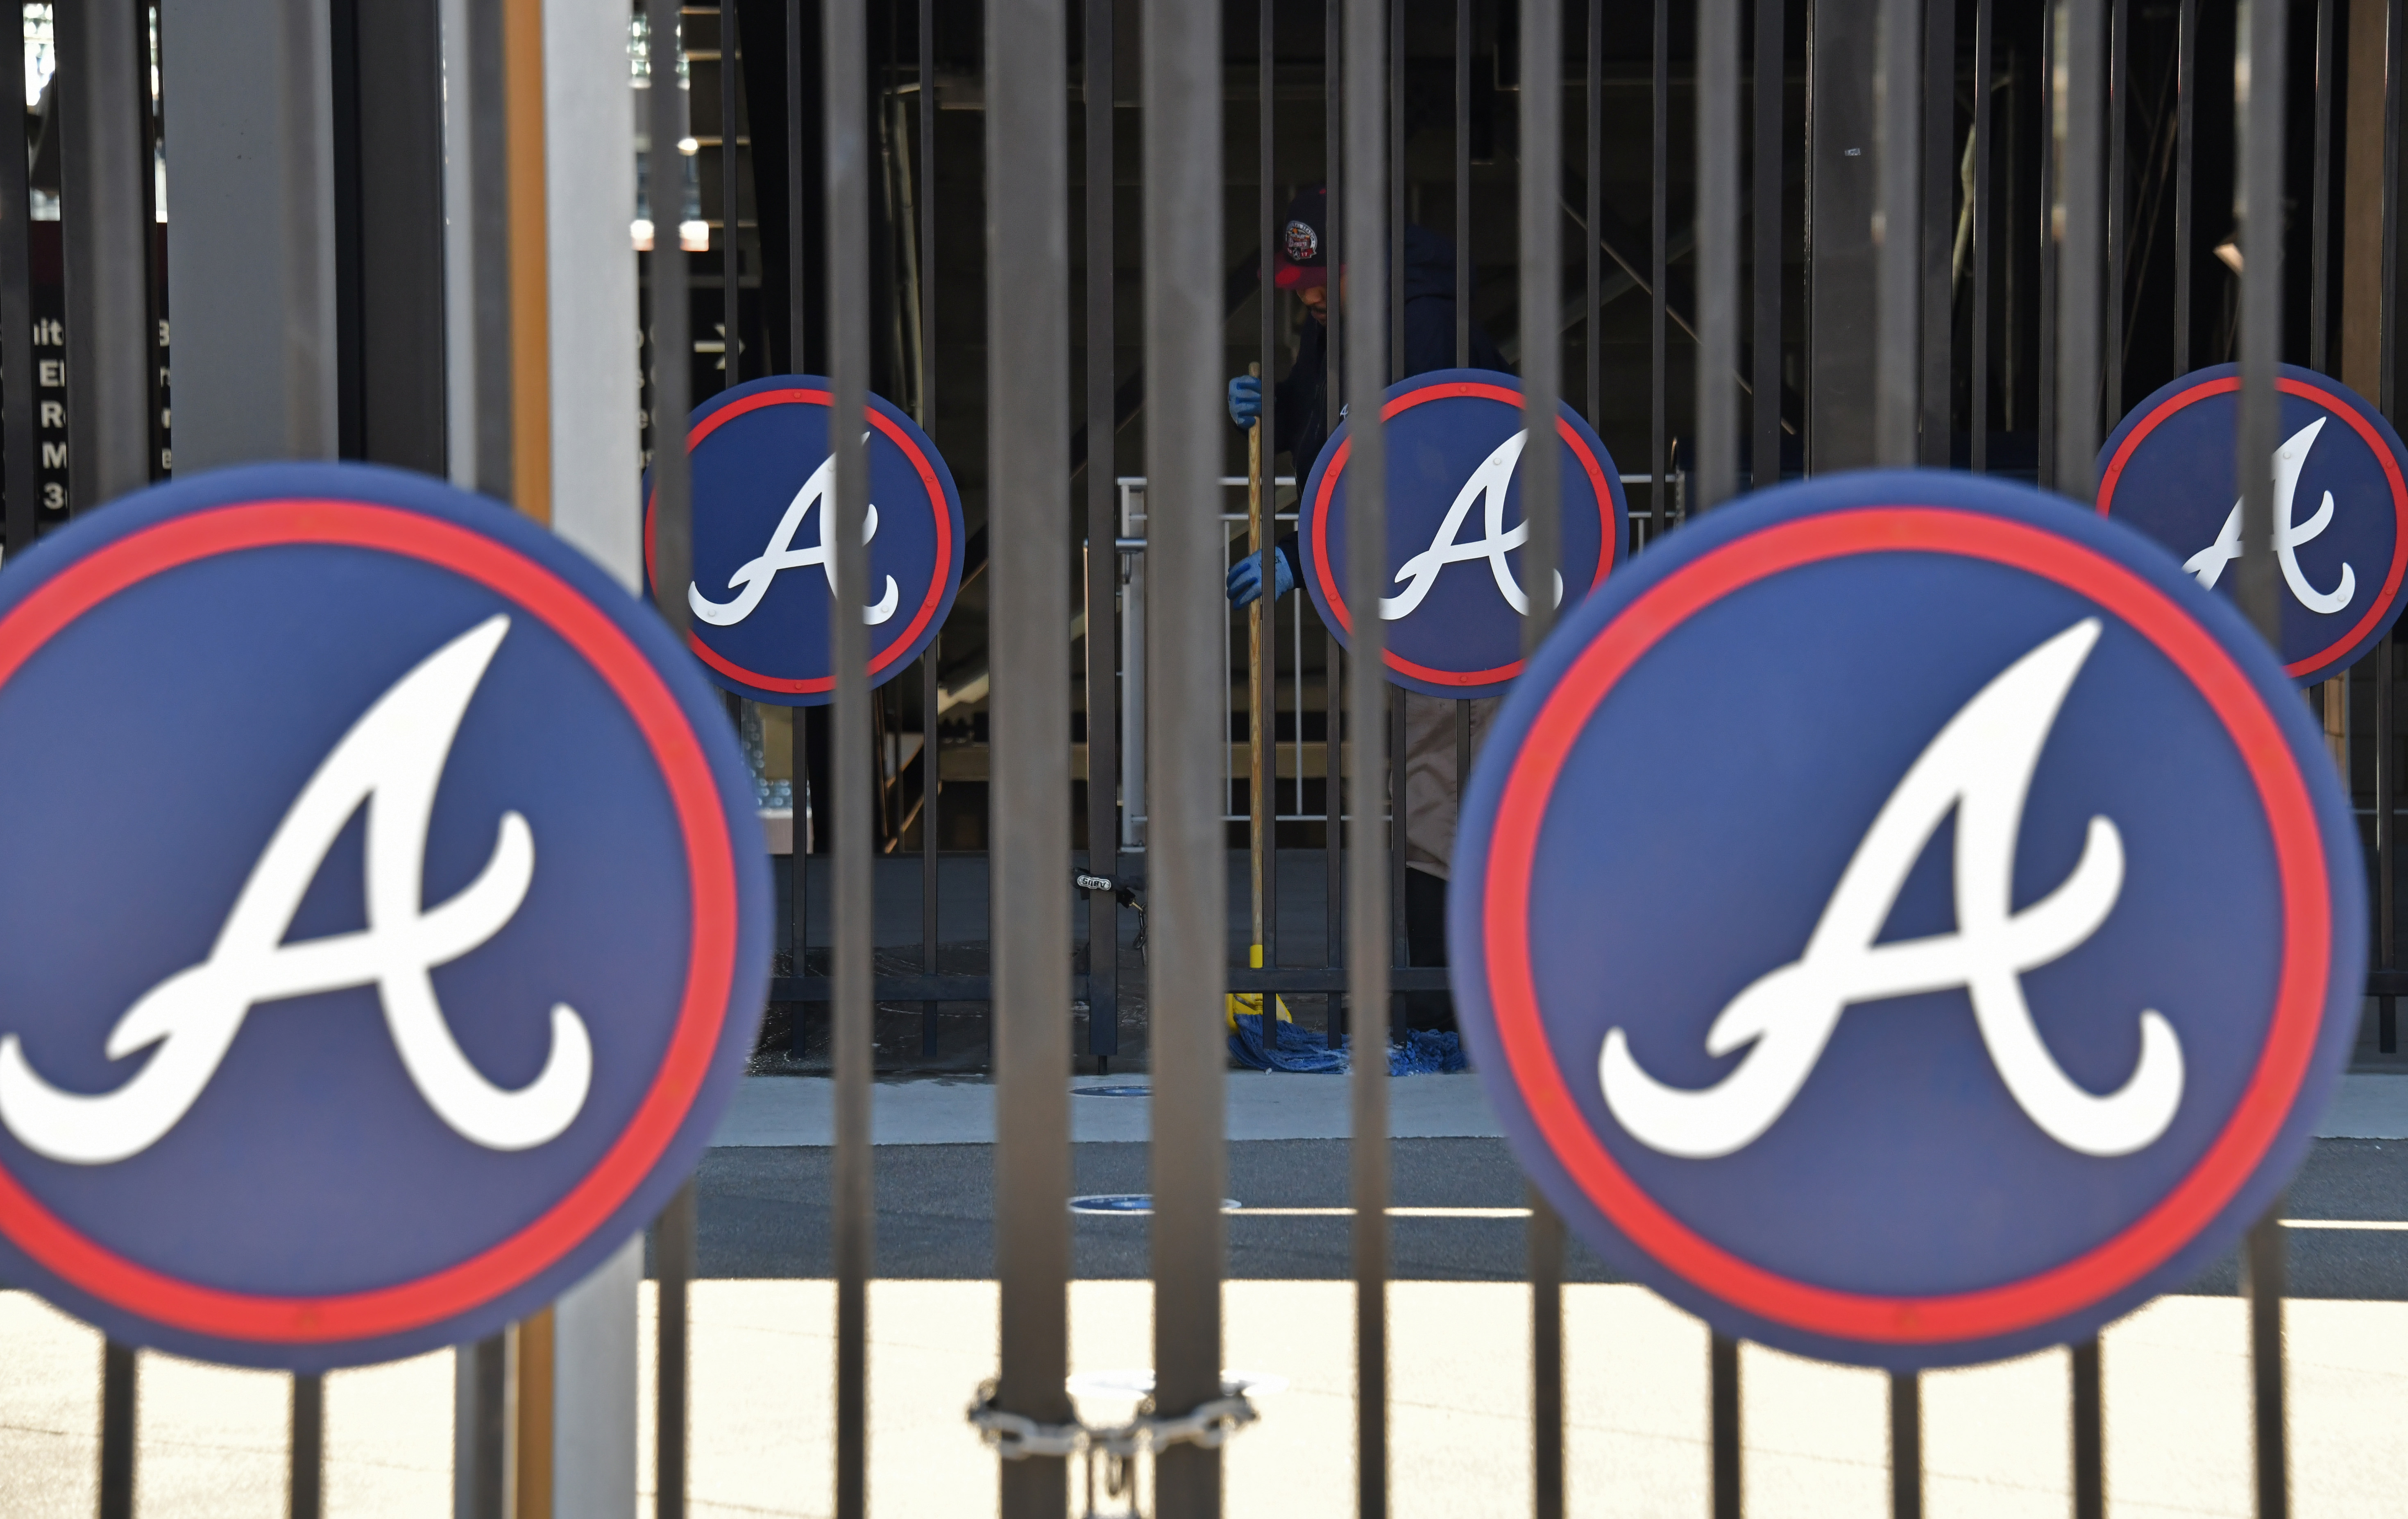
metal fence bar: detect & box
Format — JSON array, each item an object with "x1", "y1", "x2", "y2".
[
  {"x1": 2072, "y1": 1339, "x2": 2104, "y2": 1519},
  {"x1": 1754, "y1": 0, "x2": 1784, "y2": 487},
  {"x1": 825, "y1": 0, "x2": 873, "y2": 1507},
  {"x1": 920, "y1": 0, "x2": 943, "y2": 1057},
  {"x1": 1652, "y1": 0, "x2": 1669, "y2": 526},
  {"x1": 290, "y1": 1373, "x2": 324, "y2": 1519},
  {"x1": 2382, "y1": 0, "x2": 2406, "y2": 1054},
  {"x1": 2037, "y1": 0, "x2": 2059, "y2": 488},
  {"x1": 2055, "y1": 0, "x2": 2105, "y2": 502},
  {"x1": 1710, "y1": 1332, "x2": 1741, "y2": 1519},
  {"x1": 1529, "y1": 1185, "x2": 1565, "y2": 1519},
  {"x1": 2173, "y1": 0, "x2": 2198, "y2": 375},
  {"x1": 58, "y1": 0, "x2": 150, "y2": 514},
  {"x1": 1256, "y1": 0, "x2": 1280, "y2": 974},
  {"x1": 1586, "y1": 0, "x2": 1602, "y2": 427},
  {"x1": 1, "y1": 1, "x2": 34, "y2": 559},
  {"x1": 98, "y1": 1340, "x2": 135, "y2": 1519},
  {"x1": 2104, "y1": 0, "x2": 2127, "y2": 424},
  {"x1": 2247, "y1": 1210, "x2": 2289, "y2": 1519},
  {"x1": 656, "y1": 1180, "x2": 695, "y2": 1519},
  {"x1": 1143, "y1": 0, "x2": 1229, "y2": 1511},
  {"x1": 1342, "y1": 0, "x2": 1390, "y2": 1506},
  {"x1": 2308, "y1": 0, "x2": 2334, "y2": 374},
  {"x1": 1971, "y1": 0, "x2": 1993, "y2": 473},
  {"x1": 1698, "y1": 0, "x2": 1741, "y2": 511},
  {"x1": 723, "y1": 0, "x2": 743, "y2": 388},
  {"x1": 1084, "y1": 0, "x2": 1120, "y2": 1063},
  {"x1": 1890, "y1": 1370, "x2": 1922, "y2": 1519},
  {"x1": 1920, "y1": 0, "x2": 1953, "y2": 466},
  {"x1": 1459, "y1": 0, "x2": 1472, "y2": 368},
  {"x1": 1877, "y1": 0, "x2": 1922, "y2": 468}
]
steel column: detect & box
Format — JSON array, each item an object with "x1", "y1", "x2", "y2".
[
  {"x1": 1146, "y1": 0, "x2": 1229, "y2": 1508},
  {"x1": 2054, "y1": 0, "x2": 2105, "y2": 501},
  {"x1": 61, "y1": 0, "x2": 158, "y2": 506},
  {"x1": 2308, "y1": 0, "x2": 2334, "y2": 373},
  {"x1": 2247, "y1": 1211, "x2": 2289, "y2": 1519},
  {"x1": 1085, "y1": 0, "x2": 1120, "y2": 1060},
  {"x1": 2072, "y1": 1339, "x2": 2104, "y2": 1519},
  {"x1": 2104, "y1": 0, "x2": 2127, "y2": 423},
  {"x1": 1971, "y1": 0, "x2": 1993, "y2": 473},
  {"x1": 1919, "y1": 0, "x2": 1953, "y2": 465},
  {"x1": 826, "y1": 0, "x2": 874, "y2": 1505},
  {"x1": 1754, "y1": 0, "x2": 1785, "y2": 488},
  {"x1": 1586, "y1": 0, "x2": 1602, "y2": 426},
  {"x1": 1710, "y1": 1333, "x2": 1741, "y2": 1519},
  {"x1": 655, "y1": 1180, "x2": 694, "y2": 1519},
  {"x1": 1326, "y1": 0, "x2": 1346, "y2": 1005},
  {"x1": 1891, "y1": 1370, "x2": 1922, "y2": 1519},
  {"x1": 1698, "y1": 0, "x2": 1740, "y2": 508},
  {"x1": 1, "y1": 5, "x2": 34, "y2": 555},
  {"x1": 2174, "y1": 0, "x2": 2198, "y2": 375},
  {"x1": 290, "y1": 1374, "x2": 324, "y2": 1519},
  {"x1": 1254, "y1": 0, "x2": 1279, "y2": 977},
  {"x1": 724, "y1": 0, "x2": 745, "y2": 389},
  {"x1": 2037, "y1": 0, "x2": 2059, "y2": 487},
  {"x1": 1876, "y1": 0, "x2": 1923, "y2": 467},
  {"x1": 1343, "y1": 0, "x2": 1390, "y2": 1507}
]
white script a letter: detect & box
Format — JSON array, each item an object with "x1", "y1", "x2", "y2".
[
  {"x1": 1598, "y1": 620, "x2": 2183, "y2": 1160},
  {"x1": 0, "y1": 615, "x2": 591, "y2": 1164},
  {"x1": 689, "y1": 447, "x2": 901, "y2": 627}
]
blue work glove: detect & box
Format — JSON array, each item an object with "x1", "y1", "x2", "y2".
[
  {"x1": 1226, "y1": 544, "x2": 1296, "y2": 609},
  {"x1": 1227, "y1": 374, "x2": 1263, "y2": 429}
]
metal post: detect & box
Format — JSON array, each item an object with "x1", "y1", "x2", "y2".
[
  {"x1": 1146, "y1": 0, "x2": 1227, "y2": 1510},
  {"x1": 1255, "y1": 0, "x2": 1280, "y2": 978},
  {"x1": 1, "y1": 5, "x2": 35, "y2": 557},
  {"x1": 1344, "y1": 0, "x2": 1390, "y2": 1507},
  {"x1": 2072, "y1": 1338, "x2": 2104, "y2": 1519},
  {"x1": 920, "y1": 0, "x2": 943, "y2": 1050},
  {"x1": 454, "y1": 1333, "x2": 509, "y2": 1519},
  {"x1": 1710, "y1": 1333, "x2": 1741, "y2": 1519},
  {"x1": 2308, "y1": 0, "x2": 2334, "y2": 374},
  {"x1": 1530, "y1": 1187, "x2": 1564, "y2": 1519},
  {"x1": 655, "y1": 1180, "x2": 694, "y2": 1519},
  {"x1": 1754, "y1": 0, "x2": 1785, "y2": 487},
  {"x1": 1652, "y1": 0, "x2": 1668, "y2": 521},
  {"x1": 98, "y1": 1342, "x2": 135, "y2": 1519},
  {"x1": 2174, "y1": 0, "x2": 2198, "y2": 375},
  {"x1": 1971, "y1": 0, "x2": 1993, "y2": 473},
  {"x1": 2036, "y1": 0, "x2": 2059, "y2": 488},
  {"x1": 1586, "y1": 0, "x2": 1602, "y2": 426},
  {"x1": 2055, "y1": 0, "x2": 2105, "y2": 502},
  {"x1": 1459, "y1": 0, "x2": 1472, "y2": 369},
  {"x1": 290, "y1": 1373, "x2": 324, "y2": 1519},
  {"x1": 1698, "y1": 0, "x2": 1740, "y2": 509},
  {"x1": 1890, "y1": 1370, "x2": 1922, "y2": 1519},
  {"x1": 2104, "y1": 0, "x2": 2127, "y2": 423},
  {"x1": 1084, "y1": 0, "x2": 1119, "y2": 1062},
  {"x1": 1920, "y1": 0, "x2": 1954, "y2": 466},
  {"x1": 1876, "y1": 0, "x2": 1921, "y2": 467},
  {"x1": 783, "y1": 0, "x2": 812, "y2": 1045},
  {"x1": 826, "y1": 0, "x2": 874, "y2": 1507},
  {"x1": 723, "y1": 0, "x2": 743, "y2": 389},
  {"x1": 2247, "y1": 1211, "x2": 2289, "y2": 1519},
  {"x1": 2383, "y1": 0, "x2": 2404, "y2": 1054},
  {"x1": 58, "y1": 0, "x2": 154, "y2": 509},
  {"x1": 1326, "y1": 0, "x2": 1346, "y2": 1010}
]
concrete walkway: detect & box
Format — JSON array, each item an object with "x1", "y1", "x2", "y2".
[{"x1": 708, "y1": 1069, "x2": 2408, "y2": 1147}]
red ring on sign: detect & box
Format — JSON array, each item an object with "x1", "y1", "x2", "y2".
[
  {"x1": 1310, "y1": 382, "x2": 1617, "y2": 688},
  {"x1": 1479, "y1": 506, "x2": 2331, "y2": 1343},
  {"x1": 0, "y1": 500, "x2": 741, "y2": 1343},
  {"x1": 642, "y1": 386, "x2": 955, "y2": 694},
  {"x1": 2095, "y1": 374, "x2": 2408, "y2": 682}
]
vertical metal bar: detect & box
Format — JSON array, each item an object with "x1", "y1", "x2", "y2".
[
  {"x1": 2247, "y1": 1210, "x2": 2289, "y2": 1519},
  {"x1": 1971, "y1": 0, "x2": 1993, "y2": 473},
  {"x1": 1327, "y1": 635, "x2": 1345, "y2": 993},
  {"x1": 1328, "y1": 0, "x2": 1344, "y2": 423},
  {"x1": 1085, "y1": 0, "x2": 1120, "y2": 1062},
  {"x1": 1390, "y1": 0, "x2": 1405, "y2": 383},
  {"x1": 2071, "y1": 1339, "x2": 2104, "y2": 1519},
  {"x1": 2105, "y1": 0, "x2": 2127, "y2": 422},
  {"x1": 1146, "y1": 0, "x2": 1227, "y2": 1510},
  {"x1": 1652, "y1": 0, "x2": 1668, "y2": 522},
  {"x1": 922, "y1": 636, "x2": 943, "y2": 1057},
  {"x1": 1459, "y1": 0, "x2": 1472, "y2": 369},
  {"x1": 1529, "y1": 1186, "x2": 1565, "y2": 1519},
  {"x1": 456, "y1": 1333, "x2": 509, "y2": 1519},
  {"x1": 1258, "y1": 0, "x2": 1280, "y2": 973},
  {"x1": 1875, "y1": 0, "x2": 1921, "y2": 467},
  {"x1": 2308, "y1": 0, "x2": 2334, "y2": 374},
  {"x1": 1, "y1": 0, "x2": 35, "y2": 557},
  {"x1": 785, "y1": 0, "x2": 812, "y2": 1045},
  {"x1": 2235, "y1": 0, "x2": 2287, "y2": 641},
  {"x1": 655, "y1": 1181, "x2": 695, "y2": 1519},
  {"x1": 722, "y1": 0, "x2": 742, "y2": 388},
  {"x1": 827, "y1": 0, "x2": 874, "y2": 1504},
  {"x1": 1710, "y1": 1333, "x2": 1741, "y2": 1519},
  {"x1": 1387, "y1": 686, "x2": 1408, "y2": 1032},
  {"x1": 2174, "y1": 0, "x2": 2197, "y2": 375},
  {"x1": 1753, "y1": 0, "x2": 1784, "y2": 487},
  {"x1": 1699, "y1": 0, "x2": 1740, "y2": 508},
  {"x1": 1921, "y1": 0, "x2": 1955, "y2": 465},
  {"x1": 920, "y1": 0, "x2": 935, "y2": 416},
  {"x1": 57, "y1": 0, "x2": 152, "y2": 510},
  {"x1": 2056, "y1": 0, "x2": 2105, "y2": 501},
  {"x1": 1586, "y1": 0, "x2": 1602, "y2": 426},
  {"x1": 290, "y1": 1374, "x2": 324, "y2": 1519},
  {"x1": 2037, "y1": 0, "x2": 2059, "y2": 488},
  {"x1": 1345, "y1": 0, "x2": 1390, "y2": 1504},
  {"x1": 97, "y1": 1342, "x2": 135, "y2": 1519},
  {"x1": 2383, "y1": 0, "x2": 2403, "y2": 1050},
  {"x1": 1890, "y1": 1371, "x2": 1922, "y2": 1519}
]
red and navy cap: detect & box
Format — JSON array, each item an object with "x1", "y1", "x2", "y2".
[{"x1": 1274, "y1": 186, "x2": 1329, "y2": 290}]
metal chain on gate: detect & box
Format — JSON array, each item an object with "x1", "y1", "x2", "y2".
[{"x1": 967, "y1": 1379, "x2": 1259, "y2": 1519}]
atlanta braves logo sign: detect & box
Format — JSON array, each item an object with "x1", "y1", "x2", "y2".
[
  {"x1": 0, "y1": 463, "x2": 769, "y2": 1370},
  {"x1": 2097, "y1": 362, "x2": 2408, "y2": 684},
  {"x1": 1299, "y1": 369, "x2": 1626, "y2": 699},
  {"x1": 646, "y1": 374, "x2": 964, "y2": 704},
  {"x1": 1451, "y1": 471, "x2": 2363, "y2": 1368}
]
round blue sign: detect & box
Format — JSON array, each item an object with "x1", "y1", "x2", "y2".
[
  {"x1": 645, "y1": 375, "x2": 964, "y2": 706},
  {"x1": 0, "y1": 463, "x2": 770, "y2": 1370},
  {"x1": 2097, "y1": 362, "x2": 2408, "y2": 685},
  {"x1": 1298, "y1": 369, "x2": 1627, "y2": 699},
  {"x1": 1450, "y1": 469, "x2": 2363, "y2": 1369}
]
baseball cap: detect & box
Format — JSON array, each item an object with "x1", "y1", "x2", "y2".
[{"x1": 1274, "y1": 186, "x2": 1329, "y2": 290}]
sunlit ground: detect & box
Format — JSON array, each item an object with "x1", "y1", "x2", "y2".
[{"x1": 2, "y1": 1281, "x2": 2403, "y2": 1516}]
